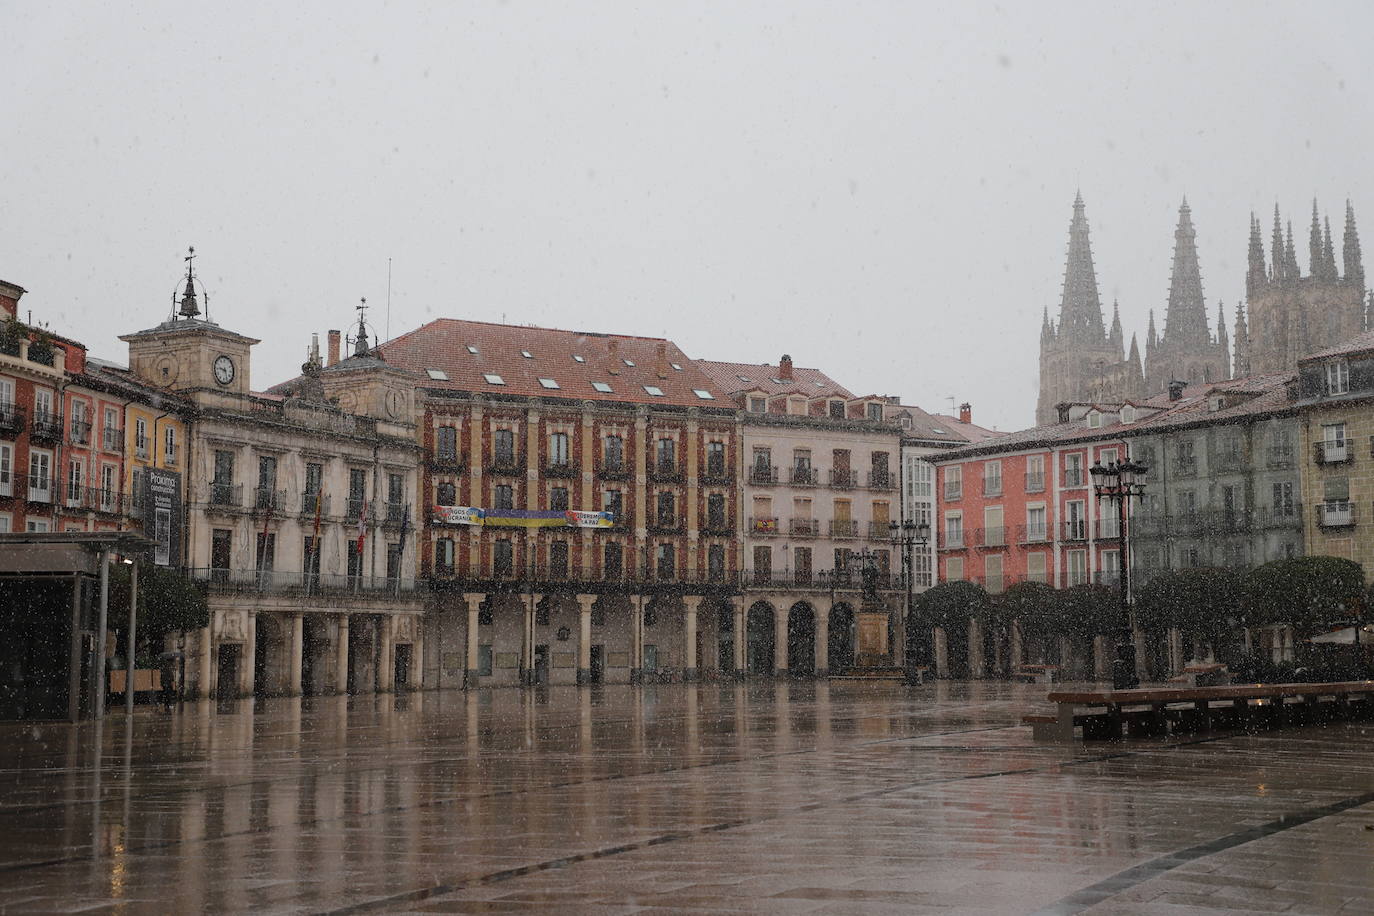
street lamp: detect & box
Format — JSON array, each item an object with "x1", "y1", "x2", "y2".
[
  {"x1": 890, "y1": 519, "x2": 931, "y2": 686},
  {"x1": 1089, "y1": 458, "x2": 1148, "y2": 690}
]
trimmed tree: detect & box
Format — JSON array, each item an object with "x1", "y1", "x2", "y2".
[
  {"x1": 914, "y1": 580, "x2": 991, "y2": 632},
  {"x1": 109, "y1": 563, "x2": 210, "y2": 665},
  {"x1": 1135, "y1": 567, "x2": 1249, "y2": 648},
  {"x1": 1247, "y1": 556, "x2": 1365, "y2": 637}
]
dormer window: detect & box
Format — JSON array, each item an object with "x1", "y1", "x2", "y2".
[
  {"x1": 1326, "y1": 359, "x2": 1350, "y2": 395},
  {"x1": 748, "y1": 396, "x2": 766, "y2": 413},
  {"x1": 1087, "y1": 410, "x2": 1101, "y2": 428},
  {"x1": 866, "y1": 403, "x2": 883, "y2": 421},
  {"x1": 828, "y1": 400, "x2": 845, "y2": 419},
  {"x1": 1120, "y1": 405, "x2": 1135, "y2": 423},
  {"x1": 1209, "y1": 396, "x2": 1225, "y2": 413}
]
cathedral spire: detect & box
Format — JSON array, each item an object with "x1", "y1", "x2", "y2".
[
  {"x1": 1040, "y1": 305, "x2": 1053, "y2": 346},
  {"x1": 1233, "y1": 301, "x2": 1250, "y2": 377},
  {"x1": 1285, "y1": 221, "x2": 1300, "y2": 279},
  {"x1": 1247, "y1": 213, "x2": 1267, "y2": 298},
  {"x1": 1271, "y1": 205, "x2": 1285, "y2": 280},
  {"x1": 1055, "y1": 193, "x2": 1108, "y2": 343},
  {"x1": 1345, "y1": 200, "x2": 1365, "y2": 289},
  {"x1": 1216, "y1": 300, "x2": 1230, "y2": 378},
  {"x1": 1146, "y1": 308, "x2": 1158, "y2": 357},
  {"x1": 1322, "y1": 214, "x2": 1338, "y2": 280},
  {"x1": 1310, "y1": 199, "x2": 1324, "y2": 277},
  {"x1": 1108, "y1": 299, "x2": 1124, "y2": 357},
  {"x1": 1163, "y1": 198, "x2": 1209, "y2": 344}
]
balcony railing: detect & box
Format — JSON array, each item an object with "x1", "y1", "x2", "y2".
[
  {"x1": 981, "y1": 479, "x2": 1003, "y2": 498},
  {"x1": 596, "y1": 459, "x2": 631, "y2": 480},
  {"x1": 943, "y1": 483, "x2": 962, "y2": 500},
  {"x1": 1017, "y1": 524, "x2": 1049, "y2": 544},
  {"x1": 1316, "y1": 440, "x2": 1350, "y2": 465},
  {"x1": 867, "y1": 470, "x2": 895, "y2": 490},
  {"x1": 102, "y1": 428, "x2": 124, "y2": 453},
  {"x1": 300, "y1": 491, "x2": 331, "y2": 517},
  {"x1": 384, "y1": 502, "x2": 407, "y2": 525},
  {"x1": 1094, "y1": 519, "x2": 1122, "y2": 540},
  {"x1": 31, "y1": 411, "x2": 63, "y2": 441},
  {"x1": 430, "y1": 565, "x2": 744, "y2": 587},
  {"x1": 134, "y1": 436, "x2": 149, "y2": 459},
  {"x1": 866, "y1": 520, "x2": 892, "y2": 539},
  {"x1": 975, "y1": 526, "x2": 1007, "y2": 548},
  {"x1": 829, "y1": 468, "x2": 857, "y2": 489},
  {"x1": 253, "y1": 487, "x2": 286, "y2": 512},
  {"x1": 0, "y1": 402, "x2": 24, "y2": 436},
  {"x1": 25, "y1": 474, "x2": 53, "y2": 504},
  {"x1": 648, "y1": 516, "x2": 685, "y2": 535},
  {"x1": 485, "y1": 453, "x2": 526, "y2": 476},
  {"x1": 789, "y1": 466, "x2": 819, "y2": 486},
  {"x1": 69, "y1": 420, "x2": 91, "y2": 445},
  {"x1": 748, "y1": 465, "x2": 778, "y2": 485},
  {"x1": 829, "y1": 519, "x2": 859, "y2": 538},
  {"x1": 1063, "y1": 468, "x2": 1086, "y2": 487},
  {"x1": 1317, "y1": 500, "x2": 1355, "y2": 528},
  {"x1": 938, "y1": 530, "x2": 965, "y2": 550},
  {"x1": 1267, "y1": 446, "x2": 1295, "y2": 469},
  {"x1": 1024, "y1": 472, "x2": 1045, "y2": 493},
  {"x1": 542, "y1": 458, "x2": 580, "y2": 479},
  {"x1": 87, "y1": 487, "x2": 123, "y2": 515},
  {"x1": 703, "y1": 518, "x2": 734, "y2": 537},
  {"x1": 701, "y1": 461, "x2": 733, "y2": 484},
  {"x1": 750, "y1": 515, "x2": 779, "y2": 535},
  {"x1": 346, "y1": 496, "x2": 368, "y2": 519},
  {"x1": 1094, "y1": 570, "x2": 1122, "y2": 587},
  {"x1": 207, "y1": 482, "x2": 242, "y2": 509},
  {"x1": 789, "y1": 517, "x2": 819, "y2": 537},
  {"x1": 429, "y1": 449, "x2": 465, "y2": 471},
  {"x1": 190, "y1": 568, "x2": 419, "y2": 596},
  {"x1": 1254, "y1": 504, "x2": 1302, "y2": 528},
  {"x1": 649, "y1": 460, "x2": 684, "y2": 483},
  {"x1": 1212, "y1": 449, "x2": 1246, "y2": 473},
  {"x1": 1060, "y1": 520, "x2": 1088, "y2": 541}
]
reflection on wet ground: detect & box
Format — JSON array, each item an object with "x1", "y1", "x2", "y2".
[{"x1": 0, "y1": 681, "x2": 1370, "y2": 913}]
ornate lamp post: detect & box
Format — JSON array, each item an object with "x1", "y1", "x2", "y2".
[
  {"x1": 890, "y1": 519, "x2": 931, "y2": 685},
  {"x1": 1089, "y1": 458, "x2": 1148, "y2": 690}
]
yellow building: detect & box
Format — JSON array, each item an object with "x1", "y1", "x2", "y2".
[{"x1": 1295, "y1": 330, "x2": 1374, "y2": 570}]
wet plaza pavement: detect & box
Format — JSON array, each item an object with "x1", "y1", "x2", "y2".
[{"x1": 0, "y1": 681, "x2": 1371, "y2": 914}]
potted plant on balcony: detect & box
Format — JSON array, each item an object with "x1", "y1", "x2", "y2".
[{"x1": 0, "y1": 318, "x2": 27, "y2": 357}]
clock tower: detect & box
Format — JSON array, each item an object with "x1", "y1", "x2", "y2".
[{"x1": 121, "y1": 248, "x2": 259, "y2": 405}]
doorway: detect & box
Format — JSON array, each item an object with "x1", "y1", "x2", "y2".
[
  {"x1": 533, "y1": 644, "x2": 550, "y2": 685},
  {"x1": 828, "y1": 603, "x2": 856, "y2": 673},
  {"x1": 787, "y1": 603, "x2": 816, "y2": 676},
  {"x1": 747, "y1": 602, "x2": 775, "y2": 675},
  {"x1": 394, "y1": 644, "x2": 411, "y2": 690},
  {"x1": 589, "y1": 645, "x2": 605, "y2": 684}
]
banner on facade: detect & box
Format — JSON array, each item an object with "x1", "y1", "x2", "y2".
[
  {"x1": 141, "y1": 467, "x2": 182, "y2": 567},
  {"x1": 482, "y1": 509, "x2": 576, "y2": 528},
  {"x1": 565, "y1": 510, "x2": 615, "y2": 528},
  {"x1": 432, "y1": 505, "x2": 485, "y2": 526}
]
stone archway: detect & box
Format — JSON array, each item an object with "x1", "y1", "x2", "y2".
[
  {"x1": 787, "y1": 602, "x2": 816, "y2": 676},
  {"x1": 747, "y1": 601, "x2": 775, "y2": 675},
  {"x1": 252, "y1": 613, "x2": 288, "y2": 696},
  {"x1": 828, "y1": 603, "x2": 856, "y2": 673}
]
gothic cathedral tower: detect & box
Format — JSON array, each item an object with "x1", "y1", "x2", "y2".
[
  {"x1": 1241, "y1": 200, "x2": 1367, "y2": 375},
  {"x1": 1036, "y1": 194, "x2": 1145, "y2": 425},
  {"x1": 1143, "y1": 199, "x2": 1230, "y2": 391}
]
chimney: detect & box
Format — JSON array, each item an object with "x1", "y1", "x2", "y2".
[
  {"x1": 607, "y1": 338, "x2": 620, "y2": 374},
  {"x1": 958, "y1": 402, "x2": 971, "y2": 424},
  {"x1": 779, "y1": 354, "x2": 794, "y2": 381},
  {"x1": 656, "y1": 342, "x2": 669, "y2": 379},
  {"x1": 310, "y1": 332, "x2": 321, "y2": 366},
  {"x1": 327, "y1": 329, "x2": 341, "y2": 367},
  {"x1": 1168, "y1": 379, "x2": 1186, "y2": 401},
  {"x1": 1056, "y1": 402, "x2": 1071, "y2": 424}
]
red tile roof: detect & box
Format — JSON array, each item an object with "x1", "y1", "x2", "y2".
[
  {"x1": 375, "y1": 318, "x2": 729, "y2": 408},
  {"x1": 694, "y1": 359, "x2": 853, "y2": 399},
  {"x1": 1298, "y1": 329, "x2": 1374, "y2": 362}
]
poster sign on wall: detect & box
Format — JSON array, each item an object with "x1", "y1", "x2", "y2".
[{"x1": 142, "y1": 467, "x2": 182, "y2": 567}]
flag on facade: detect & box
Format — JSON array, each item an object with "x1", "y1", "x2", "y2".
[
  {"x1": 355, "y1": 495, "x2": 368, "y2": 555},
  {"x1": 312, "y1": 486, "x2": 323, "y2": 539},
  {"x1": 398, "y1": 504, "x2": 410, "y2": 552}
]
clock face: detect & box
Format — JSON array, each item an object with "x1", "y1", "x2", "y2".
[
  {"x1": 385, "y1": 389, "x2": 403, "y2": 419},
  {"x1": 213, "y1": 355, "x2": 235, "y2": 386}
]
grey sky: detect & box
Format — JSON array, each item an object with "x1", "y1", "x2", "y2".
[{"x1": 4, "y1": 1, "x2": 1372, "y2": 430}]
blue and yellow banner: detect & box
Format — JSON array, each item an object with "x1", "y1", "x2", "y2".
[{"x1": 432, "y1": 506, "x2": 615, "y2": 529}]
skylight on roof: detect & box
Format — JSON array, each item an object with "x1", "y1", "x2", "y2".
[
  {"x1": 425, "y1": 368, "x2": 449, "y2": 380},
  {"x1": 814, "y1": 381, "x2": 826, "y2": 388},
  {"x1": 931, "y1": 426, "x2": 946, "y2": 434},
  {"x1": 671, "y1": 363, "x2": 682, "y2": 371},
  {"x1": 770, "y1": 378, "x2": 785, "y2": 385},
  {"x1": 573, "y1": 355, "x2": 585, "y2": 362},
  {"x1": 737, "y1": 375, "x2": 751, "y2": 382},
  {"x1": 592, "y1": 381, "x2": 613, "y2": 393},
  {"x1": 693, "y1": 389, "x2": 714, "y2": 400},
  {"x1": 466, "y1": 345, "x2": 478, "y2": 354},
  {"x1": 643, "y1": 385, "x2": 664, "y2": 397},
  {"x1": 538, "y1": 378, "x2": 560, "y2": 389},
  {"x1": 623, "y1": 358, "x2": 635, "y2": 367},
  {"x1": 521, "y1": 350, "x2": 533, "y2": 359},
  {"x1": 483, "y1": 373, "x2": 505, "y2": 386}
]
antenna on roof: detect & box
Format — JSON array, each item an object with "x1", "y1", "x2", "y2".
[
  {"x1": 386, "y1": 257, "x2": 392, "y2": 342},
  {"x1": 947, "y1": 396, "x2": 956, "y2": 415}
]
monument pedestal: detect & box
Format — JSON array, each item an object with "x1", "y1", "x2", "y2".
[{"x1": 854, "y1": 609, "x2": 892, "y2": 669}]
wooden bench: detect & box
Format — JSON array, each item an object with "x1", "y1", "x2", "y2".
[
  {"x1": 1016, "y1": 664, "x2": 1060, "y2": 685},
  {"x1": 1023, "y1": 680, "x2": 1374, "y2": 742}
]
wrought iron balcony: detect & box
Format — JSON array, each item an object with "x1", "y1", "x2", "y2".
[
  {"x1": 829, "y1": 468, "x2": 857, "y2": 489},
  {"x1": 254, "y1": 487, "x2": 286, "y2": 512},
  {"x1": 190, "y1": 568, "x2": 419, "y2": 596},
  {"x1": 701, "y1": 461, "x2": 734, "y2": 484},
  {"x1": 788, "y1": 517, "x2": 819, "y2": 537},
  {"x1": 596, "y1": 458, "x2": 631, "y2": 480},
  {"x1": 86, "y1": 487, "x2": 123, "y2": 515},
  {"x1": 300, "y1": 490, "x2": 331, "y2": 517},
  {"x1": 1059, "y1": 520, "x2": 1089, "y2": 541},
  {"x1": 1017, "y1": 524, "x2": 1050, "y2": 545},
  {"x1": 31, "y1": 410, "x2": 63, "y2": 441},
  {"x1": 788, "y1": 466, "x2": 819, "y2": 486},
  {"x1": 25, "y1": 474, "x2": 53, "y2": 504},
  {"x1": 649, "y1": 460, "x2": 684, "y2": 483},
  {"x1": 980, "y1": 478, "x2": 1002, "y2": 497},
  {"x1": 0, "y1": 402, "x2": 24, "y2": 437},
  {"x1": 1024, "y1": 472, "x2": 1045, "y2": 493},
  {"x1": 429, "y1": 449, "x2": 465, "y2": 472},
  {"x1": 974, "y1": 526, "x2": 1007, "y2": 548},
  {"x1": 943, "y1": 483, "x2": 962, "y2": 500},
  {"x1": 937, "y1": 530, "x2": 965, "y2": 550},
  {"x1": 750, "y1": 515, "x2": 780, "y2": 535},
  {"x1": 133, "y1": 436, "x2": 150, "y2": 459},
  {"x1": 648, "y1": 516, "x2": 685, "y2": 535},
  {"x1": 703, "y1": 518, "x2": 734, "y2": 536},
  {"x1": 69, "y1": 420, "x2": 91, "y2": 446},
  {"x1": 748, "y1": 464, "x2": 778, "y2": 485},
  {"x1": 102, "y1": 428, "x2": 124, "y2": 453},
  {"x1": 542, "y1": 458, "x2": 580, "y2": 479},
  {"x1": 1063, "y1": 468, "x2": 1086, "y2": 487},
  {"x1": 866, "y1": 520, "x2": 892, "y2": 539},
  {"x1": 384, "y1": 502, "x2": 408, "y2": 525},
  {"x1": 867, "y1": 470, "x2": 896, "y2": 490},
  {"x1": 485, "y1": 452, "x2": 526, "y2": 476},
  {"x1": 1254, "y1": 504, "x2": 1302, "y2": 528},
  {"x1": 829, "y1": 519, "x2": 859, "y2": 538},
  {"x1": 1317, "y1": 500, "x2": 1355, "y2": 528},
  {"x1": 207, "y1": 482, "x2": 242, "y2": 509},
  {"x1": 346, "y1": 496, "x2": 368, "y2": 519}
]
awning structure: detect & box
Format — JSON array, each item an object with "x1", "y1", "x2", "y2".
[{"x1": 1308, "y1": 624, "x2": 1374, "y2": 645}]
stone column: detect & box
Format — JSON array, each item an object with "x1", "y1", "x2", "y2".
[
  {"x1": 199, "y1": 626, "x2": 212, "y2": 699},
  {"x1": 288, "y1": 613, "x2": 304, "y2": 697},
  {"x1": 411, "y1": 620, "x2": 424, "y2": 690},
  {"x1": 463, "y1": 592, "x2": 484, "y2": 687},
  {"x1": 240, "y1": 611, "x2": 257, "y2": 697},
  {"x1": 1093, "y1": 635, "x2": 1110, "y2": 680},
  {"x1": 683, "y1": 595, "x2": 700, "y2": 681},
  {"x1": 379, "y1": 615, "x2": 395, "y2": 692},
  {"x1": 934, "y1": 626, "x2": 948, "y2": 678},
  {"x1": 773, "y1": 604, "x2": 788, "y2": 676},
  {"x1": 521, "y1": 593, "x2": 540, "y2": 686},
  {"x1": 968, "y1": 617, "x2": 984, "y2": 679},
  {"x1": 1010, "y1": 618, "x2": 1023, "y2": 671},
  {"x1": 630, "y1": 594, "x2": 645, "y2": 684},
  {"x1": 733, "y1": 597, "x2": 746, "y2": 676},
  {"x1": 1133, "y1": 627, "x2": 1149, "y2": 682},
  {"x1": 335, "y1": 614, "x2": 350, "y2": 694},
  {"x1": 576, "y1": 593, "x2": 596, "y2": 684},
  {"x1": 814, "y1": 600, "x2": 830, "y2": 677}
]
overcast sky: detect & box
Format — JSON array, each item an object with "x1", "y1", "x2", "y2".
[{"x1": 4, "y1": 1, "x2": 1372, "y2": 430}]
